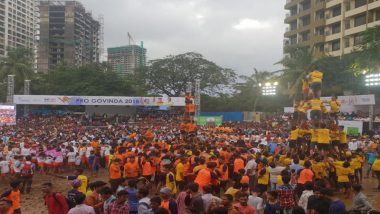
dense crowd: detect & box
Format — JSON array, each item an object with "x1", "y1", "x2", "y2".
[{"x1": 0, "y1": 114, "x2": 379, "y2": 214}]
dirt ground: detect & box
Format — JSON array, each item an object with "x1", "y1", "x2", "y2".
[{"x1": 0, "y1": 168, "x2": 379, "y2": 213}]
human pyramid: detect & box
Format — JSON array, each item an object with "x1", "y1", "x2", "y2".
[{"x1": 291, "y1": 69, "x2": 345, "y2": 156}]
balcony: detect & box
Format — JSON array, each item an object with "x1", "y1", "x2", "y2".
[
  {"x1": 368, "y1": 0, "x2": 380, "y2": 10},
  {"x1": 326, "y1": 15, "x2": 342, "y2": 25},
  {"x1": 285, "y1": 0, "x2": 300, "y2": 9},
  {"x1": 326, "y1": 32, "x2": 341, "y2": 41},
  {"x1": 345, "y1": 5, "x2": 367, "y2": 18},
  {"x1": 368, "y1": 19, "x2": 380, "y2": 27},
  {"x1": 326, "y1": 0, "x2": 342, "y2": 8},
  {"x1": 345, "y1": 24, "x2": 367, "y2": 36}
]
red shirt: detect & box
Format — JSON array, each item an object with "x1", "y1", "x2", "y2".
[
  {"x1": 44, "y1": 193, "x2": 69, "y2": 214},
  {"x1": 233, "y1": 203, "x2": 255, "y2": 214}
]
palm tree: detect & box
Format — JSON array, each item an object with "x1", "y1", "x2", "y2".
[
  {"x1": 0, "y1": 47, "x2": 35, "y2": 93},
  {"x1": 238, "y1": 68, "x2": 272, "y2": 112},
  {"x1": 276, "y1": 46, "x2": 321, "y2": 98}
]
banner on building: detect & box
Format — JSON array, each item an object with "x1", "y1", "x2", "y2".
[
  {"x1": 0, "y1": 105, "x2": 16, "y2": 125},
  {"x1": 195, "y1": 116, "x2": 223, "y2": 126},
  {"x1": 321, "y1": 94, "x2": 375, "y2": 106},
  {"x1": 338, "y1": 120, "x2": 363, "y2": 136},
  {"x1": 14, "y1": 95, "x2": 185, "y2": 106}
]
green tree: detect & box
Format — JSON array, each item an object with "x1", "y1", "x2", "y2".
[
  {"x1": 277, "y1": 46, "x2": 319, "y2": 98},
  {"x1": 0, "y1": 47, "x2": 35, "y2": 93},
  {"x1": 32, "y1": 64, "x2": 136, "y2": 96},
  {"x1": 352, "y1": 25, "x2": 380, "y2": 75},
  {"x1": 138, "y1": 52, "x2": 236, "y2": 96}
]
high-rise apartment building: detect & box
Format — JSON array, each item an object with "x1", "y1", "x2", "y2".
[
  {"x1": 107, "y1": 44, "x2": 147, "y2": 75},
  {"x1": 0, "y1": 0, "x2": 37, "y2": 57},
  {"x1": 37, "y1": 0, "x2": 100, "y2": 73},
  {"x1": 284, "y1": 0, "x2": 380, "y2": 57}
]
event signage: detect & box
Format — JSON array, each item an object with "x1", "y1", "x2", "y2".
[
  {"x1": 338, "y1": 120, "x2": 363, "y2": 136},
  {"x1": 13, "y1": 95, "x2": 185, "y2": 106},
  {"x1": 195, "y1": 116, "x2": 223, "y2": 126},
  {"x1": 320, "y1": 94, "x2": 375, "y2": 106},
  {"x1": 0, "y1": 105, "x2": 16, "y2": 125}
]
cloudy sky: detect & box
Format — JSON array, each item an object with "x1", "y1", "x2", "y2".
[{"x1": 80, "y1": 0, "x2": 286, "y2": 75}]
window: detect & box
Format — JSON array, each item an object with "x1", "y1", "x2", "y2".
[
  {"x1": 302, "y1": 0, "x2": 311, "y2": 11},
  {"x1": 290, "y1": 21, "x2": 297, "y2": 30},
  {"x1": 354, "y1": 14, "x2": 366, "y2": 27},
  {"x1": 301, "y1": 31, "x2": 310, "y2": 41},
  {"x1": 290, "y1": 6, "x2": 297, "y2": 16},
  {"x1": 332, "y1": 5, "x2": 341, "y2": 17},
  {"x1": 332, "y1": 22, "x2": 341, "y2": 34},
  {"x1": 345, "y1": 38, "x2": 350, "y2": 47},
  {"x1": 316, "y1": 10, "x2": 325, "y2": 20},
  {"x1": 354, "y1": 34, "x2": 363, "y2": 46},
  {"x1": 355, "y1": 0, "x2": 366, "y2": 8},
  {"x1": 376, "y1": 10, "x2": 380, "y2": 21},
  {"x1": 301, "y1": 15, "x2": 310, "y2": 26},
  {"x1": 332, "y1": 40, "x2": 340, "y2": 51},
  {"x1": 316, "y1": 27, "x2": 325, "y2": 35},
  {"x1": 318, "y1": 43, "x2": 325, "y2": 52}
]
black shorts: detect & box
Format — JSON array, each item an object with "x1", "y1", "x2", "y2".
[
  {"x1": 289, "y1": 140, "x2": 297, "y2": 148},
  {"x1": 310, "y1": 110, "x2": 322, "y2": 120},
  {"x1": 338, "y1": 182, "x2": 350, "y2": 189},
  {"x1": 330, "y1": 112, "x2": 339, "y2": 118},
  {"x1": 339, "y1": 144, "x2": 347, "y2": 149},
  {"x1": 317, "y1": 143, "x2": 330, "y2": 150},
  {"x1": 310, "y1": 82, "x2": 321, "y2": 92},
  {"x1": 255, "y1": 184, "x2": 268, "y2": 193},
  {"x1": 332, "y1": 140, "x2": 340, "y2": 147}
]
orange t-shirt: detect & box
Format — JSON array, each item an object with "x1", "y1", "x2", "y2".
[
  {"x1": 298, "y1": 168, "x2": 314, "y2": 184},
  {"x1": 124, "y1": 161, "x2": 139, "y2": 178},
  {"x1": 234, "y1": 158, "x2": 245, "y2": 173},
  {"x1": 142, "y1": 161, "x2": 153, "y2": 176},
  {"x1": 240, "y1": 175, "x2": 249, "y2": 184},
  {"x1": 109, "y1": 163, "x2": 121, "y2": 179},
  {"x1": 7, "y1": 190, "x2": 20, "y2": 210}
]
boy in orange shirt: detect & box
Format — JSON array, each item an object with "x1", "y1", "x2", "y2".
[{"x1": 1, "y1": 180, "x2": 21, "y2": 214}]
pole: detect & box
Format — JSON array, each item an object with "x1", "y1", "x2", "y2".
[
  {"x1": 369, "y1": 105, "x2": 374, "y2": 131},
  {"x1": 195, "y1": 79, "x2": 201, "y2": 117},
  {"x1": 24, "y1": 80, "x2": 31, "y2": 117}
]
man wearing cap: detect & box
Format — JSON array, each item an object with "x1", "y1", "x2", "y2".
[{"x1": 159, "y1": 187, "x2": 178, "y2": 214}]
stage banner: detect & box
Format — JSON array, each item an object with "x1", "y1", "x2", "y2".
[
  {"x1": 14, "y1": 95, "x2": 185, "y2": 106},
  {"x1": 0, "y1": 105, "x2": 16, "y2": 125},
  {"x1": 195, "y1": 116, "x2": 223, "y2": 126},
  {"x1": 321, "y1": 94, "x2": 375, "y2": 106},
  {"x1": 338, "y1": 120, "x2": 363, "y2": 136}
]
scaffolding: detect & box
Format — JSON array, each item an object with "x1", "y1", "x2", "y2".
[
  {"x1": 195, "y1": 79, "x2": 201, "y2": 117},
  {"x1": 98, "y1": 14, "x2": 104, "y2": 62},
  {"x1": 6, "y1": 75, "x2": 15, "y2": 104}
]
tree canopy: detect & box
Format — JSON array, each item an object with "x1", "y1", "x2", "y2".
[{"x1": 137, "y1": 52, "x2": 236, "y2": 96}]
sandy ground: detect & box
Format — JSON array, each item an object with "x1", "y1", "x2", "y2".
[{"x1": 0, "y1": 168, "x2": 379, "y2": 213}]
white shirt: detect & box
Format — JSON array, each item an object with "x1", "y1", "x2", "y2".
[
  {"x1": 248, "y1": 195, "x2": 263, "y2": 212},
  {"x1": 67, "y1": 152, "x2": 76, "y2": 163},
  {"x1": 298, "y1": 190, "x2": 313, "y2": 211},
  {"x1": 68, "y1": 204, "x2": 95, "y2": 214},
  {"x1": 349, "y1": 141, "x2": 359, "y2": 151},
  {"x1": 75, "y1": 156, "x2": 81, "y2": 165},
  {"x1": 0, "y1": 161, "x2": 9, "y2": 174},
  {"x1": 269, "y1": 166, "x2": 286, "y2": 183},
  {"x1": 245, "y1": 159, "x2": 257, "y2": 176}
]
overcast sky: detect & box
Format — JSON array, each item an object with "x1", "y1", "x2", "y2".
[{"x1": 80, "y1": 0, "x2": 286, "y2": 75}]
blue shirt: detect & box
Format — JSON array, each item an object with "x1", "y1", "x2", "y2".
[
  {"x1": 368, "y1": 152, "x2": 377, "y2": 164},
  {"x1": 290, "y1": 164, "x2": 304, "y2": 173},
  {"x1": 268, "y1": 142, "x2": 277, "y2": 154},
  {"x1": 127, "y1": 188, "x2": 139, "y2": 212},
  {"x1": 329, "y1": 200, "x2": 346, "y2": 214}
]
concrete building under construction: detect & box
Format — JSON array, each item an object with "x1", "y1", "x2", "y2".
[
  {"x1": 107, "y1": 43, "x2": 147, "y2": 75},
  {"x1": 37, "y1": 0, "x2": 101, "y2": 73}
]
